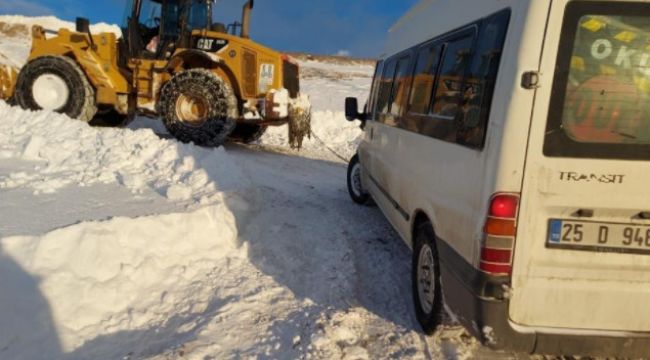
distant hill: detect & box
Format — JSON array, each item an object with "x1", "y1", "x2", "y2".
[{"x1": 286, "y1": 52, "x2": 376, "y2": 67}]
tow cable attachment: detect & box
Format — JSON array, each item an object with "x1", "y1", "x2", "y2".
[{"x1": 288, "y1": 94, "x2": 312, "y2": 149}]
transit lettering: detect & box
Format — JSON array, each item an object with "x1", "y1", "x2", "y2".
[{"x1": 559, "y1": 172, "x2": 625, "y2": 184}]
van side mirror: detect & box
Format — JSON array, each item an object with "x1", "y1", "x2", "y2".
[
  {"x1": 76, "y1": 17, "x2": 90, "y2": 33},
  {"x1": 345, "y1": 97, "x2": 367, "y2": 122}
]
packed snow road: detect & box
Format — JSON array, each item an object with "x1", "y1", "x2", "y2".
[
  {"x1": 0, "y1": 107, "x2": 508, "y2": 360},
  {"x1": 0, "y1": 142, "x2": 489, "y2": 359}
]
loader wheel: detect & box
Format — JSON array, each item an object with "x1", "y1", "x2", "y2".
[
  {"x1": 14, "y1": 56, "x2": 97, "y2": 122},
  {"x1": 229, "y1": 124, "x2": 268, "y2": 144},
  {"x1": 158, "y1": 69, "x2": 237, "y2": 147}
]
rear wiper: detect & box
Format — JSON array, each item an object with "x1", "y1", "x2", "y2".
[{"x1": 611, "y1": 130, "x2": 637, "y2": 140}]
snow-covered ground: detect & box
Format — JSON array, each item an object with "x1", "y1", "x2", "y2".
[{"x1": 0, "y1": 16, "x2": 517, "y2": 360}]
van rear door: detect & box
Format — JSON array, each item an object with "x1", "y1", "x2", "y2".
[{"x1": 510, "y1": 0, "x2": 650, "y2": 332}]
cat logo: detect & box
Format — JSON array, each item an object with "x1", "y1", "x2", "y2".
[{"x1": 196, "y1": 38, "x2": 215, "y2": 51}]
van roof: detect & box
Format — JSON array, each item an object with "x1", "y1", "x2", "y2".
[
  {"x1": 388, "y1": 0, "x2": 437, "y2": 35},
  {"x1": 381, "y1": 0, "x2": 525, "y2": 58}
]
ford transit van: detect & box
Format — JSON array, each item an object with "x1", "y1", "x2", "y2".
[{"x1": 345, "y1": 0, "x2": 650, "y2": 356}]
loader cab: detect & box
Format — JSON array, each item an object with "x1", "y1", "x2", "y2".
[{"x1": 122, "y1": 0, "x2": 213, "y2": 60}]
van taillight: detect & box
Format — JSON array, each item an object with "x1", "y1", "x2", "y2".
[{"x1": 480, "y1": 193, "x2": 520, "y2": 275}]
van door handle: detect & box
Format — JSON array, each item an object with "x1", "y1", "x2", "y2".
[{"x1": 573, "y1": 209, "x2": 594, "y2": 218}]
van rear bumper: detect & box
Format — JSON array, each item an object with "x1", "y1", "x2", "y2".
[
  {"x1": 474, "y1": 295, "x2": 650, "y2": 357},
  {"x1": 436, "y1": 239, "x2": 650, "y2": 357}
]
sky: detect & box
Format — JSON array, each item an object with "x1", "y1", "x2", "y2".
[{"x1": 0, "y1": 0, "x2": 419, "y2": 58}]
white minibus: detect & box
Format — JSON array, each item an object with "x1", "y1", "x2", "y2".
[{"x1": 345, "y1": 0, "x2": 650, "y2": 357}]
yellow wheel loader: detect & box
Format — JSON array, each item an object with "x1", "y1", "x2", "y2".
[{"x1": 0, "y1": 0, "x2": 311, "y2": 148}]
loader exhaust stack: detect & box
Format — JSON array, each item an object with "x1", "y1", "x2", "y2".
[{"x1": 241, "y1": 0, "x2": 254, "y2": 39}]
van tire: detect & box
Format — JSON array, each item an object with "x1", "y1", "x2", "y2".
[
  {"x1": 14, "y1": 55, "x2": 97, "y2": 122},
  {"x1": 347, "y1": 154, "x2": 370, "y2": 205},
  {"x1": 412, "y1": 220, "x2": 443, "y2": 334},
  {"x1": 158, "y1": 69, "x2": 236, "y2": 147}
]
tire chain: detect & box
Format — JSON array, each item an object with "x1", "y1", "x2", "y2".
[{"x1": 158, "y1": 69, "x2": 237, "y2": 147}]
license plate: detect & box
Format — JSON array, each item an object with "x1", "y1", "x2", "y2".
[{"x1": 547, "y1": 219, "x2": 650, "y2": 255}]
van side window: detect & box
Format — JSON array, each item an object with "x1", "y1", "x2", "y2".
[
  {"x1": 458, "y1": 10, "x2": 511, "y2": 148},
  {"x1": 367, "y1": 60, "x2": 384, "y2": 120},
  {"x1": 373, "y1": 9, "x2": 510, "y2": 150},
  {"x1": 376, "y1": 59, "x2": 397, "y2": 115},
  {"x1": 409, "y1": 45, "x2": 442, "y2": 114},
  {"x1": 431, "y1": 35, "x2": 475, "y2": 121},
  {"x1": 389, "y1": 56, "x2": 413, "y2": 117}
]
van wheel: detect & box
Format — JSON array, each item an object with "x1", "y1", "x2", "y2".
[
  {"x1": 14, "y1": 55, "x2": 97, "y2": 122},
  {"x1": 158, "y1": 69, "x2": 236, "y2": 147},
  {"x1": 412, "y1": 221, "x2": 443, "y2": 334},
  {"x1": 347, "y1": 154, "x2": 370, "y2": 205}
]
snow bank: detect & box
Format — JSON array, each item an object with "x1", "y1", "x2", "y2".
[
  {"x1": 0, "y1": 16, "x2": 121, "y2": 68},
  {"x1": 0, "y1": 202, "x2": 241, "y2": 359},
  {"x1": 0, "y1": 21, "x2": 31, "y2": 68},
  {"x1": 0, "y1": 15, "x2": 121, "y2": 36},
  {"x1": 0, "y1": 102, "x2": 242, "y2": 203}
]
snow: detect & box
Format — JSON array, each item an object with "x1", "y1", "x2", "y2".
[
  {"x1": 1, "y1": 204, "x2": 240, "y2": 358},
  {"x1": 0, "y1": 15, "x2": 121, "y2": 36},
  {"x1": 0, "y1": 102, "x2": 241, "y2": 203},
  {"x1": 0, "y1": 16, "x2": 121, "y2": 70},
  {"x1": 0, "y1": 21, "x2": 31, "y2": 68},
  {"x1": 0, "y1": 16, "x2": 506, "y2": 360}
]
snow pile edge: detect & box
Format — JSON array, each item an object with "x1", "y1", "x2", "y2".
[
  {"x1": 0, "y1": 102, "x2": 242, "y2": 203},
  {"x1": 0, "y1": 15, "x2": 121, "y2": 36},
  {"x1": 0, "y1": 202, "x2": 241, "y2": 359}
]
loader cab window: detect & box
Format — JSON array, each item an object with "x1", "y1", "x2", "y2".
[
  {"x1": 138, "y1": 0, "x2": 163, "y2": 54},
  {"x1": 164, "y1": 0, "x2": 210, "y2": 49},
  {"x1": 139, "y1": 0, "x2": 162, "y2": 34},
  {"x1": 160, "y1": 1, "x2": 181, "y2": 41},
  {"x1": 186, "y1": 0, "x2": 210, "y2": 32},
  {"x1": 122, "y1": 0, "x2": 135, "y2": 31}
]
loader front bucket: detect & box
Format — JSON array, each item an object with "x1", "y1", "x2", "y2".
[{"x1": 0, "y1": 64, "x2": 18, "y2": 102}]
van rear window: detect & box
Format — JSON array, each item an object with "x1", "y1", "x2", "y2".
[{"x1": 545, "y1": 2, "x2": 650, "y2": 160}]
